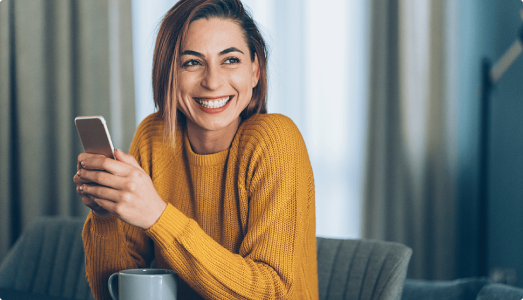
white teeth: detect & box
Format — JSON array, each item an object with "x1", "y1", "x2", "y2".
[{"x1": 197, "y1": 96, "x2": 230, "y2": 109}]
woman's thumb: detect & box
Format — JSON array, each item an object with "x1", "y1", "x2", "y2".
[{"x1": 114, "y1": 149, "x2": 140, "y2": 168}]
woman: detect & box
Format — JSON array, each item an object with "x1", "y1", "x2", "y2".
[{"x1": 73, "y1": 0, "x2": 318, "y2": 299}]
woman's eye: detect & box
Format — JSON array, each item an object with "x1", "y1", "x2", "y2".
[
  {"x1": 224, "y1": 57, "x2": 240, "y2": 64},
  {"x1": 182, "y1": 59, "x2": 201, "y2": 67}
]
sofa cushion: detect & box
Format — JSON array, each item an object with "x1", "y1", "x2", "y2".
[
  {"x1": 401, "y1": 277, "x2": 489, "y2": 300},
  {"x1": 476, "y1": 283, "x2": 523, "y2": 300}
]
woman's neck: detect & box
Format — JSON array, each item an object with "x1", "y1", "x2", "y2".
[{"x1": 185, "y1": 117, "x2": 241, "y2": 155}]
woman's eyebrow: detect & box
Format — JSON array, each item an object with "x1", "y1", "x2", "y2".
[
  {"x1": 181, "y1": 47, "x2": 244, "y2": 58},
  {"x1": 181, "y1": 50, "x2": 204, "y2": 58},
  {"x1": 220, "y1": 47, "x2": 244, "y2": 55}
]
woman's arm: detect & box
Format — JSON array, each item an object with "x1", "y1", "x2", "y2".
[
  {"x1": 79, "y1": 151, "x2": 158, "y2": 300},
  {"x1": 145, "y1": 116, "x2": 317, "y2": 299},
  {"x1": 82, "y1": 213, "x2": 154, "y2": 300},
  {"x1": 78, "y1": 123, "x2": 158, "y2": 300}
]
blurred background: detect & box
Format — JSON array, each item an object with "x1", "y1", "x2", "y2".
[{"x1": 1, "y1": 0, "x2": 523, "y2": 286}]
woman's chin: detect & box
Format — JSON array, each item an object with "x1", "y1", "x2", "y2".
[{"x1": 189, "y1": 115, "x2": 240, "y2": 133}]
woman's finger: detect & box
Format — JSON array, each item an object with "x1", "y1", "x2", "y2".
[
  {"x1": 81, "y1": 194, "x2": 97, "y2": 207},
  {"x1": 114, "y1": 149, "x2": 142, "y2": 169},
  {"x1": 85, "y1": 196, "x2": 112, "y2": 218},
  {"x1": 80, "y1": 193, "x2": 101, "y2": 209},
  {"x1": 78, "y1": 152, "x2": 105, "y2": 163},
  {"x1": 91, "y1": 196, "x2": 118, "y2": 216},
  {"x1": 80, "y1": 183, "x2": 125, "y2": 203},
  {"x1": 77, "y1": 168, "x2": 128, "y2": 190},
  {"x1": 80, "y1": 155, "x2": 133, "y2": 177},
  {"x1": 73, "y1": 173, "x2": 93, "y2": 185}
]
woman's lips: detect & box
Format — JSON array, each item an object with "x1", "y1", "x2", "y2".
[{"x1": 194, "y1": 96, "x2": 233, "y2": 114}]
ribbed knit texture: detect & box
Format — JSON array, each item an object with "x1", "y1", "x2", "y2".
[{"x1": 82, "y1": 112, "x2": 318, "y2": 300}]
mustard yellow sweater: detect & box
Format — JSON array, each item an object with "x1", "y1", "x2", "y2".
[{"x1": 83, "y1": 112, "x2": 318, "y2": 299}]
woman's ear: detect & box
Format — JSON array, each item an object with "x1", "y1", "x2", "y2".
[{"x1": 252, "y1": 53, "x2": 260, "y2": 87}]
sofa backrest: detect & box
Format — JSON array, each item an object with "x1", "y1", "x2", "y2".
[
  {"x1": 317, "y1": 237, "x2": 412, "y2": 300},
  {"x1": 1, "y1": 217, "x2": 414, "y2": 300},
  {"x1": 0, "y1": 217, "x2": 94, "y2": 300}
]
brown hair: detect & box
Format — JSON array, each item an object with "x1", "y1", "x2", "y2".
[{"x1": 152, "y1": 0, "x2": 268, "y2": 146}]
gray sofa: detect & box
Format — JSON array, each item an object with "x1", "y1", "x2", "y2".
[{"x1": 0, "y1": 216, "x2": 522, "y2": 300}]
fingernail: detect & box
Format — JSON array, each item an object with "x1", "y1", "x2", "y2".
[
  {"x1": 79, "y1": 185, "x2": 84, "y2": 191},
  {"x1": 81, "y1": 161, "x2": 85, "y2": 167}
]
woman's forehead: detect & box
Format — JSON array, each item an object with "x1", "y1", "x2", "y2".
[{"x1": 182, "y1": 18, "x2": 248, "y2": 54}]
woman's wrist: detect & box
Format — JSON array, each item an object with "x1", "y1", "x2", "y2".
[{"x1": 143, "y1": 201, "x2": 168, "y2": 230}]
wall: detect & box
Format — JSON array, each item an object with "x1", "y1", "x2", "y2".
[
  {"x1": 488, "y1": 1, "x2": 523, "y2": 287},
  {"x1": 457, "y1": 0, "x2": 523, "y2": 286},
  {"x1": 456, "y1": 0, "x2": 495, "y2": 280}
]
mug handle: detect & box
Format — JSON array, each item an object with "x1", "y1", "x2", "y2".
[{"x1": 108, "y1": 272, "x2": 119, "y2": 300}]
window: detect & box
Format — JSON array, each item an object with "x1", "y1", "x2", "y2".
[{"x1": 131, "y1": 0, "x2": 369, "y2": 238}]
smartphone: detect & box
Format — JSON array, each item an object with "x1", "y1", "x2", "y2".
[{"x1": 75, "y1": 116, "x2": 115, "y2": 159}]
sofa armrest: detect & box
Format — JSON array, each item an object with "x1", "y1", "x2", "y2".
[
  {"x1": 401, "y1": 277, "x2": 489, "y2": 300},
  {"x1": 476, "y1": 283, "x2": 523, "y2": 300}
]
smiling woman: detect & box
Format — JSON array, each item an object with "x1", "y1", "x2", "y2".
[{"x1": 75, "y1": 0, "x2": 318, "y2": 299}]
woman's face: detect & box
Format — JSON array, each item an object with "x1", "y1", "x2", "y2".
[{"x1": 176, "y1": 18, "x2": 260, "y2": 134}]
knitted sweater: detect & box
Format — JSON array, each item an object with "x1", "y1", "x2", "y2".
[{"x1": 82, "y1": 112, "x2": 318, "y2": 299}]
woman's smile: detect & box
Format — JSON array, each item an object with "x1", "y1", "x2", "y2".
[{"x1": 194, "y1": 95, "x2": 233, "y2": 113}]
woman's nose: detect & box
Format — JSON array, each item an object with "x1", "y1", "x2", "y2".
[{"x1": 201, "y1": 65, "x2": 225, "y2": 90}]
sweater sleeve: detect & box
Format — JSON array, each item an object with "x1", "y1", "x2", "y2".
[
  {"x1": 145, "y1": 115, "x2": 315, "y2": 299},
  {"x1": 82, "y1": 215, "x2": 154, "y2": 300},
  {"x1": 82, "y1": 117, "x2": 155, "y2": 300}
]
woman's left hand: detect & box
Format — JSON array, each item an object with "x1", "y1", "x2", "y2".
[{"x1": 77, "y1": 149, "x2": 167, "y2": 230}]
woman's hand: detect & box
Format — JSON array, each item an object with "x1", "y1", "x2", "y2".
[
  {"x1": 73, "y1": 157, "x2": 112, "y2": 218},
  {"x1": 73, "y1": 149, "x2": 167, "y2": 230}
]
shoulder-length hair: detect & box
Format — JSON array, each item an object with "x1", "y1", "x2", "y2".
[{"x1": 152, "y1": 0, "x2": 268, "y2": 146}]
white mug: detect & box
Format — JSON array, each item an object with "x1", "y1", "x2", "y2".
[{"x1": 108, "y1": 268, "x2": 177, "y2": 300}]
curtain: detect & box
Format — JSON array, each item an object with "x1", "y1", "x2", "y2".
[
  {"x1": 131, "y1": 0, "x2": 176, "y2": 126},
  {"x1": 363, "y1": 0, "x2": 459, "y2": 280},
  {"x1": 0, "y1": 0, "x2": 136, "y2": 262}
]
